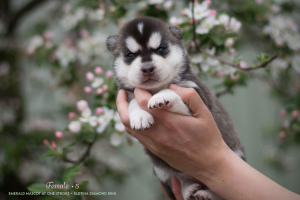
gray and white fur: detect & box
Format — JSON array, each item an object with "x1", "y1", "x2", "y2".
[{"x1": 107, "y1": 17, "x2": 245, "y2": 200}]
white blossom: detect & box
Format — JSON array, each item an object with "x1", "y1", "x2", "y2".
[
  {"x1": 55, "y1": 44, "x2": 76, "y2": 67},
  {"x1": 76, "y1": 100, "x2": 89, "y2": 111},
  {"x1": 88, "y1": 9, "x2": 105, "y2": 21},
  {"x1": 184, "y1": 2, "x2": 210, "y2": 20},
  {"x1": 148, "y1": 0, "x2": 164, "y2": 5},
  {"x1": 91, "y1": 77, "x2": 104, "y2": 88},
  {"x1": 68, "y1": 121, "x2": 81, "y2": 133},
  {"x1": 97, "y1": 107, "x2": 114, "y2": 134},
  {"x1": 110, "y1": 133, "x2": 123, "y2": 146},
  {"x1": 196, "y1": 16, "x2": 218, "y2": 34}
]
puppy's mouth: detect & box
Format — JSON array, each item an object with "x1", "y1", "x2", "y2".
[{"x1": 141, "y1": 77, "x2": 158, "y2": 84}]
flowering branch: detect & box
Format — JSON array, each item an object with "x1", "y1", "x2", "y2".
[
  {"x1": 199, "y1": 48, "x2": 277, "y2": 71},
  {"x1": 63, "y1": 134, "x2": 97, "y2": 164}
]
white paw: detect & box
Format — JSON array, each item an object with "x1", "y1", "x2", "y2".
[
  {"x1": 182, "y1": 183, "x2": 203, "y2": 200},
  {"x1": 193, "y1": 189, "x2": 223, "y2": 200},
  {"x1": 148, "y1": 94, "x2": 171, "y2": 109},
  {"x1": 129, "y1": 109, "x2": 154, "y2": 130}
]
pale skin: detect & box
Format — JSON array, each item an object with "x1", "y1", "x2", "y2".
[{"x1": 116, "y1": 84, "x2": 300, "y2": 200}]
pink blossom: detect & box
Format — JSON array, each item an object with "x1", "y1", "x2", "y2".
[
  {"x1": 94, "y1": 67, "x2": 103, "y2": 75},
  {"x1": 84, "y1": 86, "x2": 92, "y2": 94},
  {"x1": 180, "y1": 10, "x2": 186, "y2": 15},
  {"x1": 155, "y1": 4, "x2": 161, "y2": 9},
  {"x1": 292, "y1": 110, "x2": 299, "y2": 118},
  {"x1": 99, "y1": 3, "x2": 105, "y2": 8},
  {"x1": 51, "y1": 141, "x2": 57, "y2": 150},
  {"x1": 55, "y1": 131, "x2": 63, "y2": 139},
  {"x1": 43, "y1": 139, "x2": 49, "y2": 146},
  {"x1": 216, "y1": 71, "x2": 224, "y2": 77},
  {"x1": 239, "y1": 61, "x2": 248, "y2": 69},
  {"x1": 106, "y1": 70, "x2": 113, "y2": 79},
  {"x1": 64, "y1": 39, "x2": 73, "y2": 47},
  {"x1": 68, "y1": 112, "x2": 76, "y2": 119},
  {"x1": 80, "y1": 29, "x2": 89, "y2": 38},
  {"x1": 279, "y1": 110, "x2": 286, "y2": 118},
  {"x1": 209, "y1": 9, "x2": 217, "y2": 16},
  {"x1": 102, "y1": 85, "x2": 108, "y2": 91},
  {"x1": 205, "y1": 0, "x2": 212, "y2": 6},
  {"x1": 230, "y1": 72, "x2": 239, "y2": 81},
  {"x1": 279, "y1": 131, "x2": 286, "y2": 139},
  {"x1": 43, "y1": 31, "x2": 54, "y2": 40},
  {"x1": 96, "y1": 107, "x2": 103, "y2": 115},
  {"x1": 190, "y1": 19, "x2": 195, "y2": 24},
  {"x1": 76, "y1": 100, "x2": 88, "y2": 111},
  {"x1": 86, "y1": 72, "x2": 94, "y2": 81},
  {"x1": 96, "y1": 88, "x2": 104, "y2": 95}
]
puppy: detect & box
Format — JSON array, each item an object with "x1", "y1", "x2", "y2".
[{"x1": 107, "y1": 17, "x2": 245, "y2": 200}]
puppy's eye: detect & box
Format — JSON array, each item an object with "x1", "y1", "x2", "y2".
[
  {"x1": 126, "y1": 52, "x2": 135, "y2": 59},
  {"x1": 156, "y1": 47, "x2": 166, "y2": 54}
]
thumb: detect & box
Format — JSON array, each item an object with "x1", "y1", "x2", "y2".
[{"x1": 169, "y1": 84, "x2": 207, "y2": 118}]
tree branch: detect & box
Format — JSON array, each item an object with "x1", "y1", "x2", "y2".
[
  {"x1": 199, "y1": 48, "x2": 277, "y2": 72},
  {"x1": 6, "y1": 0, "x2": 49, "y2": 36},
  {"x1": 63, "y1": 134, "x2": 98, "y2": 165}
]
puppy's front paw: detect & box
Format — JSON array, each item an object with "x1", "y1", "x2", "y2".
[
  {"x1": 148, "y1": 92, "x2": 174, "y2": 109},
  {"x1": 193, "y1": 189, "x2": 223, "y2": 200},
  {"x1": 129, "y1": 109, "x2": 154, "y2": 130},
  {"x1": 182, "y1": 183, "x2": 203, "y2": 200}
]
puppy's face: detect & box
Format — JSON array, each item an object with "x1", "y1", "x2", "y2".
[{"x1": 107, "y1": 17, "x2": 187, "y2": 91}]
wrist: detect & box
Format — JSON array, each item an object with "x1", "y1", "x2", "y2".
[{"x1": 193, "y1": 141, "x2": 234, "y2": 186}]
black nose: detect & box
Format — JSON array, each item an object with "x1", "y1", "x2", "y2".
[{"x1": 141, "y1": 65, "x2": 155, "y2": 76}]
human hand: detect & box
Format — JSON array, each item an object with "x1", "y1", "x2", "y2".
[
  {"x1": 116, "y1": 84, "x2": 231, "y2": 181},
  {"x1": 160, "y1": 177, "x2": 184, "y2": 200}
]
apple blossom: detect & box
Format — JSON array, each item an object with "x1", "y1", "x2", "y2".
[
  {"x1": 279, "y1": 131, "x2": 286, "y2": 139},
  {"x1": 106, "y1": 70, "x2": 113, "y2": 79},
  {"x1": 292, "y1": 110, "x2": 299, "y2": 118},
  {"x1": 102, "y1": 85, "x2": 108, "y2": 91},
  {"x1": 86, "y1": 72, "x2": 94, "y2": 81},
  {"x1": 230, "y1": 71, "x2": 239, "y2": 81},
  {"x1": 43, "y1": 139, "x2": 49, "y2": 146},
  {"x1": 279, "y1": 110, "x2": 286, "y2": 118},
  {"x1": 55, "y1": 131, "x2": 63, "y2": 139},
  {"x1": 68, "y1": 112, "x2": 76, "y2": 119},
  {"x1": 84, "y1": 86, "x2": 92, "y2": 94},
  {"x1": 51, "y1": 141, "x2": 57, "y2": 150},
  {"x1": 76, "y1": 100, "x2": 88, "y2": 111},
  {"x1": 96, "y1": 88, "x2": 104, "y2": 95},
  {"x1": 96, "y1": 107, "x2": 103, "y2": 115},
  {"x1": 68, "y1": 121, "x2": 82, "y2": 133},
  {"x1": 225, "y1": 38, "x2": 234, "y2": 48},
  {"x1": 91, "y1": 77, "x2": 104, "y2": 88},
  {"x1": 110, "y1": 133, "x2": 122, "y2": 147},
  {"x1": 94, "y1": 67, "x2": 103, "y2": 75}
]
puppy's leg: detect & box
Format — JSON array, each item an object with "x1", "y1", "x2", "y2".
[
  {"x1": 129, "y1": 98, "x2": 154, "y2": 130},
  {"x1": 148, "y1": 89, "x2": 191, "y2": 115}
]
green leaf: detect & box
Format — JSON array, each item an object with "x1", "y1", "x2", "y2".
[
  {"x1": 28, "y1": 183, "x2": 48, "y2": 192},
  {"x1": 40, "y1": 150, "x2": 58, "y2": 159},
  {"x1": 64, "y1": 165, "x2": 81, "y2": 184}
]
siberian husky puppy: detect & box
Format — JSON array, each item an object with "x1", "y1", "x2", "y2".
[{"x1": 107, "y1": 17, "x2": 245, "y2": 200}]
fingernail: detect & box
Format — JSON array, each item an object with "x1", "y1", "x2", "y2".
[{"x1": 169, "y1": 84, "x2": 180, "y2": 91}]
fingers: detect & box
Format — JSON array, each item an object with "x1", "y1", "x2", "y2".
[
  {"x1": 169, "y1": 84, "x2": 206, "y2": 118},
  {"x1": 171, "y1": 177, "x2": 184, "y2": 200},
  {"x1": 116, "y1": 89, "x2": 130, "y2": 127},
  {"x1": 160, "y1": 183, "x2": 173, "y2": 200}
]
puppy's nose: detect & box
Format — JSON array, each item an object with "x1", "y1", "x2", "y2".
[{"x1": 141, "y1": 65, "x2": 155, "y2": 76}]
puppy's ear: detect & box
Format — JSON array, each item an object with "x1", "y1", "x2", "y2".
[
  {"x1": 106, "y1": 35, "x2": 119, "y2": 53},
  {"x1": 169, "y1": 26, "x2": 183, "y2": 40}
]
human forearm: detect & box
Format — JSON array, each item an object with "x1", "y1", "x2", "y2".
[{"x1": 196, "y1": 146, "x2": 300, "y2": 200}]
